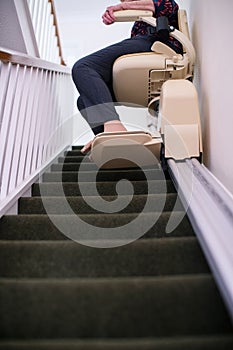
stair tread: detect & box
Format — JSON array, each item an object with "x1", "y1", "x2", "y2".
[
  {"x1": 1, "y1": 335, "x2": 233, "y2": 350},
  {"x1": 0, "y1": 273, "x2": 213, "y2": 282}
]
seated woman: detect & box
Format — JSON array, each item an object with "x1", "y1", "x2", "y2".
[{"x1": 72, "y1": 0, "x2": 182, "y2": 153}]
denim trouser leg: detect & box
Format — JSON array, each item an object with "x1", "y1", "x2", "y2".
[
  {"x1": 72, "y1": 35, "x2": 156, "y2": 130},
  {"x1": 77, "y1": 95, "x2": 104, "y2": 135}
]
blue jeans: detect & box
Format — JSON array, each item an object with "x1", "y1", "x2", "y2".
[{"x1": 72, "y1": 35, "x2": 175, "y2": 134}]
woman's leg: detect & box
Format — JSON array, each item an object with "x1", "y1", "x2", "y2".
[
  {"x1": 72, "y1": 35, "x2": 156, "y2": 152},
  {"x1": 72, "y1": 36, "x2": 154, "y2": 126},
  {"x1": 77, "y1": 95, "x2": 104, "y2": 135}
]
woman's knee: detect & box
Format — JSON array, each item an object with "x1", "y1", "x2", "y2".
[
  {"x1": 77, "y1": 96, "x2": 85, "y2": 113},
  {"x1": 71, "y1": 60, "x2": 81, "y2": 81},
  {"x1": 72, "y1": 57, "x2": 89, "y2": 84}
]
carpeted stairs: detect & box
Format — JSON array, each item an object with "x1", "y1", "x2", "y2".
[{"x1": 0, "y1": 146, "x2": 232, "y2": 349}]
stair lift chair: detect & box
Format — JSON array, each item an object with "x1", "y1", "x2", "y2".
[{"x1": 91, "y1": 9, "x2": 202, "y2": 168}]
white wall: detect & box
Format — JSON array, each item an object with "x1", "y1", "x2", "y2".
[
  {"x1": 54, "y1": 0, "x2": 132, "y2": 66},
  {"x1": 14, "y1": 0, "x2": 39, "y2": 57},
  {"x1": 0, "y1": 0, "x2": 27, "y2": 53},
  {"x1": 0, "y1": 0, "x2": 39, "y2": 56},
  {"x1": 177, "y1": 0, "x2": 233, "y2": 195}
]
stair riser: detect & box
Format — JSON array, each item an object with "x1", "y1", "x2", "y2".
[
  {"x1": 33, "y1": 180, "x2": 176, "y2": 197},
  {"x1": 43, "y1": 170, "x2": 168, "y2": 182},
  {"x1": 58, "y1": 157, "x2": 162, "y2": 165},
  {"x1": 0, "y1": 238, "x2": 210, "y2": 278},
  {"x1": 52, "y1": 163, "x2": 161, "y2": 172},
  {"x1": 0, "y1": 213, "x2": 194, "y2": 240},
  {"x1": 65, "y1": 150, "x2": 85, "y2": 156},
  {"x1": 18, "y1": 194, "x2": 181, "y2": 215},
  {"x1": 0, "y1": 276, "x2": 231, "y2": 339},
  {"x1": 59, "y1": 156, "x2": 91, "y2": 163},
  {"x1": 52, "y1": 163, "x2": 99, "y2": 171}
]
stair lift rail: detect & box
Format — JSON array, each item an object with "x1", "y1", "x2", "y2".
[
  {"x1": 167, "y1": 157, "x2": 233, "y2": 323},
  {"x1": 105, "y1": 9, "x2": 233, "y2": 323},
  {"x1": 134, "y1": 10, "x2": 233, "y2": 320},
  {"x1": 0, "y1": 49, "x2": 74, "y2": 217}
]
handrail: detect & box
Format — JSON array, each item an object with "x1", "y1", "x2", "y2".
[
  {"x1": 0, "y1": 48, "x2": 70, "y2": 74},
  {"x1": 48, "y1": 0, "x2": 65, "y2": 65},
  {"x1": 0, "y1": 49, "x2": 74, "y2": 217}
]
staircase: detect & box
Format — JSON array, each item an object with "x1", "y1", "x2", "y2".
[{"x1": 0, "y1": 146, "x2": 232, "y2": 349}]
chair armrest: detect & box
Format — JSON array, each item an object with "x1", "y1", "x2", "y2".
[
  {"x1": 151, "y1": 41, "x2": 178, "y2": 56},
  {"x1": 114, "y1": 9, "x2": 153, "y2": 22},
  {"x1": 113, "y1": 9, "x2": 195, "y2": 73},
  {"x1": 170, "y1": 29, "x2": 196, "y2": 73}
]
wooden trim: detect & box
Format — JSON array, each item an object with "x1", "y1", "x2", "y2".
[
  {"x1": 0, "y1": 48, "x2": 70, "y2": 74},
  {"x1": 48, "y1": 0, "x2": 65, "y2": 65}
]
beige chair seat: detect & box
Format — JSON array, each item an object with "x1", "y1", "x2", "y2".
[
  {"x1": 113, "y1": 52, "x2": 166, "y2": 107},
  {"x1": 112, "y1": 9, "x2": 194, "y2": 108},
  {"x1": 113, "y1": 52, "x2": 189, "y2": 107}
]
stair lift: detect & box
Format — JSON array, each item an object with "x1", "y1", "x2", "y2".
[{"x1": 91, "y1": 9, "x2": 202, "y2": 168}]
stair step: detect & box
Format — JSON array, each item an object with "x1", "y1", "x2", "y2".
[
  {"x1": 65, "y1": 150, "x2": 85, "y2": 156},
  {"x1": 58, "y1": 155, "x2": 158, "y2": 165},
  {"x1": 71, "y1": 145, "x2": 84, "y2": 151},
  {"x1": 1, "y1": 335, "x2": 233, "y2": 350},
  {"x1": 65, "y1": 150, "x2": 157, "y2": 159},
  {"x1": 1, "y1": 146, "x2": 232, "y2": 346},
  {"x1": 51, "y1": 163, "x2": 99, "y2": 171},
  {"x1": 0, "y1": 275, "x2": 232, "y2": 338},
  {"x1": 0, "y1": 238, "x2": 209, "y2": 278},
  {"x1": 58, "y1": 156, "x2": 92, "y2": 163},
  {"x1": 43, "y1": 169, "x2": 169, "y2": 182},
  {"x1": 19, "y1": 194, "x2": 182, "y2": 215},
  {"x1": 72, "y1": 145, "x2": 84, "y2": 150},
  {"x1": 33, "y1": 180, "x2": 176, "y2": 196},
  {"x1": 0, "y1": 212, "x2": 194, "y2": 240},
  {"x1": 51, "y1": 163, "x2": 159, "y2": 172}
]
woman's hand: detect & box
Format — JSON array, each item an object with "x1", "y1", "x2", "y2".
[
  {"x1": 102, "y1": 5, "x2": 122, "y2": 25},
  {"x1": 102, "y1": 0, "x2": 155, "y2": 25}
]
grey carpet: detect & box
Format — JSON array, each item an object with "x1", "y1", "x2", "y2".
[{"x1": 0, "y1": 146, "x2": 232, "y2": 349}]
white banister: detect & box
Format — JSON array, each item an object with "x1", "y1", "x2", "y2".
[
  {"x1": 0, "y1": 49, "x2": 74, "y2": 217},
  {"x1": 27, "y1": 0, "x2": 64, "y2": 64}
]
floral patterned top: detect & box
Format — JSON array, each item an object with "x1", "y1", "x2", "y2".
[{"x1": 131, "y1": 0, "x2": 182, "y2": 53}]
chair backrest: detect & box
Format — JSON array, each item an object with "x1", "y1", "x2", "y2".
[
  {"x1": 178, "y1": 9, "x2": 190, "y2": 40},
  {"x1": 112, "y1": 9, "x2": 193, "y2": 107}
]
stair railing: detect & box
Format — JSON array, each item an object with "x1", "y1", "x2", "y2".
[
  {"x1": 27, "y1": 0, "x2": 65, "y2": 65},
  {"x1": 0, "y1": 48, "x2": 74, "y2": 217}
]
